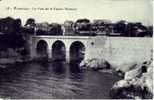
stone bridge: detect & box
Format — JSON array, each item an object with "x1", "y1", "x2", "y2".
[{"x1": 29, "y1": 35, "x2": 93, "y2": 62}]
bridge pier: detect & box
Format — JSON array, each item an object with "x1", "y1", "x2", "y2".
[
  {"x1": 65, "y1": 47, "x2": 70, "y2": 63},
  {"x1": 47, "y1": 48, "x2": 52, "y2": 59},
  {"x1": 30, "y1": 44, "x2": 37, "y2": 59}
]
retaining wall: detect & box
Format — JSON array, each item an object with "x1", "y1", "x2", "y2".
[{"x1": 86, "y1": 36, "x2": 153, "y2": 66}]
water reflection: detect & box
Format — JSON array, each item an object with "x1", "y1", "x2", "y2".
[
  {"x1": 0, "y1": 61, "x2": 121, "y2": 99},
  {"x1": 51, "y1": 61, "x2": 66, "y2": 74},
  {"x1": 69, "y1": 61, "x2": 81, "y2": 73}
]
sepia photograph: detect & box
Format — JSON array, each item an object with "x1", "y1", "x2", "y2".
[{"x1": 0, "y1": 0, "x2": 153, "y2": 99}]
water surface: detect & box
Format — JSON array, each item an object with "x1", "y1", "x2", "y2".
[{"x1": 0, "y1": 61, "x2": 121, "y2": 99}]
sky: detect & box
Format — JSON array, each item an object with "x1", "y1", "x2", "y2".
[{"x1": 0, "y1": 0, "x2": 153, "y2": 25}]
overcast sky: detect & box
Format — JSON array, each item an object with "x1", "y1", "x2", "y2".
[{"x1": 0, "y1": 0, "x2": 153, "y2": 25}]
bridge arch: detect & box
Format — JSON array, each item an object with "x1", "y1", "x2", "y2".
[
  {"x1": 69, "y1": 41, "x2": 85, "y2": 62},
  {"x1": 52, "y1": 40, "x2": 66, "y2": 61},
  {"x1": 36, "y1": 40, "x2": 48, "y2": 58}
]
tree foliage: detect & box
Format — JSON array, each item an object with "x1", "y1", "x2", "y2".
[{"x1": 0, "y1": 17, "x2": 25, "y2": 49}]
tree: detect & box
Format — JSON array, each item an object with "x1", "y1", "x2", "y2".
[
  {"x1": 49, "y1": 23, "x2": 63, "y2": 35},
  {"x1": 24, "y1": 18, "x2": 36, "y2": 34},
  {"x1": 13, "y1": 18, "x2": 22, "y2": 35},
  {"x1": 0, "y1": 17, "x2": 25, "y2": 49},
  {"x1": 113, "y1": 20, "x2": 127, "y2": 36},
  {"x1": 25, "y1": 18, "x2": 35, "y2": 27},
  {"x1": 148, "y1": 26, "x2": 153, "y2": 37},
  {"x1": 74, "y1": 19, "x2": 92, "y2": 36},
  {"x1": 135, "y1": 23, "x2": 148, "y2": 37},
  {"x1": 0, "y1": 17, "x2": 14, "y2": 35}
]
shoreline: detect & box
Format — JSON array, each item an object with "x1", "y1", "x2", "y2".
[
  {"x1": 0, "y1": 57, "x2": 152, "y2": 99},
  {"x1": 79, "y1": 58, "x2": 153, "y2": 99}
]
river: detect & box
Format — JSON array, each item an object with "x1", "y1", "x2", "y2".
[{"x1": 0, "y1": 61, "x2": 121, "y2": 99}]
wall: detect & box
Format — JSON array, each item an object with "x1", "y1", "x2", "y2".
[
  {"x1": 29, "y1": 35, "x2": 152, "y2": 66},
  {"x1": 86, "y1": 36, "x2": 153, "y2": 66}
]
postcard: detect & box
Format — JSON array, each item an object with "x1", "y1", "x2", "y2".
[{"x1": 0, "y1": 0, "x2": 153, "y2": 99}]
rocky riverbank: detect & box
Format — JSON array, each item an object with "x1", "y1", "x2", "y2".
[
  {"x1": 0, "y1": 56, "x2": 33, "y2": 70},
  {"x1": 0, "y1": 48, "x2": 28, "y2": 68},
  {"x1": 110, "y1": 60, "x2": 153, "y2": 99},
  {"x1": 79, "y1": 58, "x2": 153, "y2": 99},
  {"x1": 79, "y1": 58, "x2": 111, "y2": 71}
]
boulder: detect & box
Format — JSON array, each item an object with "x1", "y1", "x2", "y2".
[
  {"x1": 110, "y1": 80, "x2": 135, "y2": 99},
  {"x1": 110, "y1": 60, "x2": 153, "y2": 99},
  {"x1": 124, "y1": 67, "x2": 142, "y2": 80},
  {"x1": 110, "y1": 78, "x2": 146, "y2": 99},
  {"x1": 79, "y1": 59, "x2": 90, "y2": 69},
  {"x1": 79, "y1": 58, "x2": 110, "y2": 70},
  {"x1": 115, "y1": 62, "x2": 137, "y2": 77},
  {"x1": 140, "y1": 64, "x2": 153, "y2": 98},
  {"x1": 116, "y1": 60, "x2": 152, "y2": 78},
  {"x1": 124, "y1": 60, "x2": 152, "y2": 80}
]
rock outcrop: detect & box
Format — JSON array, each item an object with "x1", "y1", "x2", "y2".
[
  {"x1": 79, "y1": 58, "x2": 111, "y2": 71},
  {"x1": 115, "y1": 62, "x2": 137, "y2": 77},
  {"x1": 110, "y1": 60, "x2": 153, "y2": 99}
]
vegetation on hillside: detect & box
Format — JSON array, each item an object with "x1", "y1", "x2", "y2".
[{"x1": 0, "y1": 17, "x2": 152, "y2": 54}]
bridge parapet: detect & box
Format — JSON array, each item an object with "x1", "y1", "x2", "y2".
[{"x1": 31, "y1": 35, "x2": 92, "y2": 39}]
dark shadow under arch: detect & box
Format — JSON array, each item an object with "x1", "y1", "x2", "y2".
[
  {"x1": 36, "y1": 40, "x2": 48, "y2": 58},
  {"x1": 69, "y1": 41, "x2": 85, "y2": 63},
  {"x1": 52, "y1": 40, "x2": 66, "y2": 61}
]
